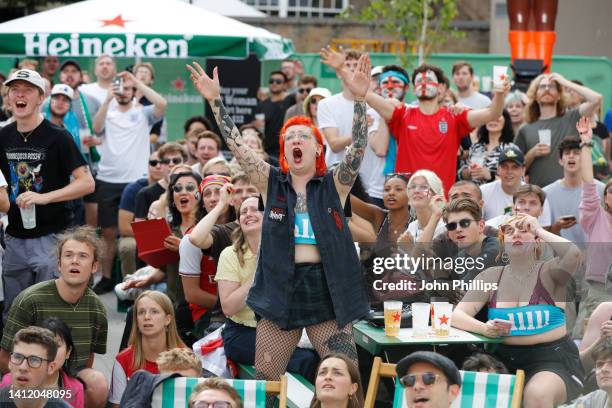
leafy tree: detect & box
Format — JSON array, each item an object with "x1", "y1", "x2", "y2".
[{"x1": 347, "y1": 0, "x2": 465, "y2": 67}]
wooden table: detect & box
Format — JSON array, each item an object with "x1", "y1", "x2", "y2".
[{"x1": 354, "y1": 321, "x2": 503, "y2": 356}]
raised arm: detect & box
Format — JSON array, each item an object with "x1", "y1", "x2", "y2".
[
  {"x1": 187, "y1": 63, "x2": 269, "y2": 195},
  {"x1": 549, "y1": 73, "x2": 602, "y2": 117},
  {"x1": 577, "y1": 115, "x2": 594, "y2": 183},
  {"x1": 189, "y1": 184, "x2": 233, "y2": 249},
  {"x1": 121, "y1": 71, "x2": 167, "y2": 118},
  {"x1": 327, "y1": 54, "x2": 371, "y2": 202},
  {"x1": 320, "y1": 46, "x2": 395, "y2": 121},
  {"x1": 466, "y1": 80, "x2": 510, "y2": 128}
]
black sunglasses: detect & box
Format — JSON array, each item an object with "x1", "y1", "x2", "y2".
[
  {"x1": 162, "y1": 157, "x2": 183, "y2": 165},
  {"x1": 269, "y1": 78, "x2": 284, "y2": 85},
  {"x1": 298, "y1": 87, "x2": 313, "y2": 94},
  {"x1": 149, "y1": 159, "x2": 163, "y2": 166},
  {"x1": 172, "y1": 183, "x2": 197, "y2": 193},
  {"x1": 400, "y1": 372, "x2": 439, "y2": 387},
  {"x1": 445, "y1": 218, "x2": 477, "y2": 231}
]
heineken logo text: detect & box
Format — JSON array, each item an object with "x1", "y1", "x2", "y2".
[{"x1": 24, "y1": 33, "x2": 188, "y2": 58}]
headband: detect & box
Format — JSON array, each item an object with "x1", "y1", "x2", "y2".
[
  {"x1": 200, "y1": 175, "x2": 231, "y2": 192},
  {"x1": 379, "y1": 70, "x2": 409, "y2": 85}
]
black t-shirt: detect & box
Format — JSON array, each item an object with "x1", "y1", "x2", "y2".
[
  {"x1": 0, "y1": 120, "x2": 86, "y2": 238},
  {"x1": 255, "y1": 94, "x2": 296, "y2": 157},
  {"x1": 134, "y1": 182, "x2": 166, "y2": 219},
  {"x1": 594, "y1": 121, "x2": 609, "y2": 140}
]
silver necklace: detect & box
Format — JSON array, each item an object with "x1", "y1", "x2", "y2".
[{"x1": 17, "y1": 128, "x2": 35, "y2": 142}]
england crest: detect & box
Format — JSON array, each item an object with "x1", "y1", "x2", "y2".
[{"x1": 438, "y1": 120, "x2": 448, "y2": 134}]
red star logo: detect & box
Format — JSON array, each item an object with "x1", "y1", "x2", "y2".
[
  {"x1": 499, "y1": 74, "x2": 508, "y2": 81},
  {"x1": 173, "y1": 77, "x2": 185, "y2": 90},
  {"x1": 438, "y1": 314, "x2": 449, "y2": 325},
  {"x1": 392, "y1": 311, "x2": 401, "y2": 323},
  {"x1": 100, "y1": 14, "x2": 131, "y2": 28}
]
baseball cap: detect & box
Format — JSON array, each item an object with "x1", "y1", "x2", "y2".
[
  {"x1": 51, "y1": 84, "x2": 74, "y2": 100},
  {"x1": 4, "y1": 69, "x2": 45, "y2": 93},
  {"x1": 396, "y1": 351, "x2": 462, "y2": 386},
  {"x1": 60, "y1": 59, "x2": 82, "y2": 72},
  {"x1": 303, "y1": 87, "x2": 332, "y2": 113},
  {"x1": 498, "y1": 145, "x2": 525, "y2": 167}
]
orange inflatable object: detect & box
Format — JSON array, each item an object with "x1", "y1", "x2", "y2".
[{"x1": 509, "y1": 30, "x2": 556, "y2": 73}]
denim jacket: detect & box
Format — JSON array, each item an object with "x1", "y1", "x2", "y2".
[{"x1": 246, "y1": 167, "x2": 369, "y2": 329}]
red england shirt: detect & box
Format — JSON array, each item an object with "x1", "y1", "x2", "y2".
[{"x1": 388, "y1": 104, "x2": 472, "y2": 194}]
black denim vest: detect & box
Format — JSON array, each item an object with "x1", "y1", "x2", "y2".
[{"x1": 246, "y1": 167, "x2": 369, "y2": 329}]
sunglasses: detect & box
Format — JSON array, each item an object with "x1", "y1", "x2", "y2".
[
  {"x1": 10, "y1": 352, "x2": 48, "y2": 369},
  {"x1": 499, "y1": 223, "x2": 530, "y2": 236},
  {"x1": 148, "y1": 159, "x2": 164, "y2": 166},
  {"x1": 298, "y1": 87, "x2": 313, "y2": 94},
  {"x1": 407, "y1": 184, "x2": 430, "y2": 192},
  {"x1": 385, "y1": 172, "x2": 411, "y2": 183},
  {"x1": 172, "y1": 183, "x2": 197, "y2": 193},
  {"x1": 400, "y1": 372, "x2": 440, "y2": 388},
  {"x1": 269, "y1": 78, "x2": 284, "y2": 85},
  {"x1": 446, "y1": 218, "x2": 477, "y2": 231},
  {"x1": 161, "y1": 157, "x2": 183, "y2": 165},
  {"x1": 192, "y1": 402, "x2": 232, "y2": 408}
]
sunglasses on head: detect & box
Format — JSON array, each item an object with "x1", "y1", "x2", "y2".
[
  {"x1": 298, "y1": 87, "x2": 313, "y2": 94},
  {"x1": 446, "y1": 218, "x2": 477, "y2": 231},
  {"x1": 400, "y1": 372, "x2": 440, "y2": 387},
  {"x1": 172, "y1": 183, "x2": 197, "y2": 193},
  {"x1": 269, "y1": 78, "x2": 284, "y2": 85},
  {"x1": 385, "y1": 172, "x2": 411, "y2": 183}
]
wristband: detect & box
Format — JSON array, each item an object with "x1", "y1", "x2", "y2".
[{"x1": 580, "y1": 141, "x2": 594, "y2": 148}]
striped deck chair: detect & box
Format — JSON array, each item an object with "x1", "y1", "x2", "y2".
[
  {"x1": 365, "y1": 356, "x2": 525, "y2": 408},
  {"x1": 151, "y1": 376, "x2": 288, "y2": 408}
]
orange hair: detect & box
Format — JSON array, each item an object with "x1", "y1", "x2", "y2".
[{"x1": 278, "y1": 116, "x2": 327, "y2": 177}]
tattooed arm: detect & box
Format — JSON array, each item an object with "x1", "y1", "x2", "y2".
[
  {"x1": 186, "y1": 63, "x2": 269, "y2": 197},
  {"x1": 332, "y1": 54, "x2": 372, "y2": 204}
]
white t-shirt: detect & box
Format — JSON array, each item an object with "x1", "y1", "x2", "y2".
[
  {"x1": 179, "y1": 235, "x2": 203, "y2": 277},
  {"x1": 407, "y1": 218, "x2": 447, "y2": 241},
  {"x1": 360, "y1": 108, "x2": 386, "y2": 200},
  {"x1": 79, "y1": 82, "x2": 108, "y2": 105},
  {"x1": 481, "y1": 180, "x2": 551, "y2": 226},
  {"x1": 458, "y1": 92, "x2": 491, "y2": 109},
  {"x1": 97, "y1": 101, "x2": 158, "y2": 183},
  {"x1": 317, "y1": 93, "x2": 355, "y2": 166}
]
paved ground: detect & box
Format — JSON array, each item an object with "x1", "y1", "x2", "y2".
[{"x1": 92, "y1": 291, "x2": 127, "y2": 380}]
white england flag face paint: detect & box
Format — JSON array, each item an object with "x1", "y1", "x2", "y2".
[{"x1": 414, "y1": 70, "x2": 439, "y2": 99}]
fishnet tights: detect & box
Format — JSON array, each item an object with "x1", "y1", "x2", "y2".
[{"x1": 254, "y1": 319, "x2": 358, "y2": 406}]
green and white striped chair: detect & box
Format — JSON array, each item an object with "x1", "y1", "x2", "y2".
[
  {"x1": 151, "y1": 376, "x2": 288, "y2": 408},
  {"x1": 365, "y1": 357, "x2": 525, "y2": 408}
]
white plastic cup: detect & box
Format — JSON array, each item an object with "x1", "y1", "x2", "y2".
[
  {"x1": 255, "y1": 113, "x2": 265, "y2": 122},
  {"x1": 430, "y1": 301, "x2": 447, "y2": 331},
  {"x1": 20, "y1": 204, "x2": 36, "y2": 229},
  {"x1": 383, "y1": 301, "x2": 403, "y2": 337},
  {"x1": 433, "y1": 302, "x2": 453, "y2": 337},
  {"x1": 411, "y1": 303, "x2": 430, "y2": 337},
  {"x1": 493, "y1": 66, "x2": 508, "y2": 90},
  {"x1": 538, "y1": 129, "x2": 552, "y2": 146}
]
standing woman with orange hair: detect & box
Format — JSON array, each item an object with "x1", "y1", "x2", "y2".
[{"x1": 187, "y1": 55, "x2": 371, "y2": 386}]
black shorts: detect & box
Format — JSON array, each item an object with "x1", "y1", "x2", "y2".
[
  {"x1": 492, "y1": 336, "x2": 584, "y2": 402},
  {"x1": 95, "y1": 179, "x2": 128, "y2": 229}
]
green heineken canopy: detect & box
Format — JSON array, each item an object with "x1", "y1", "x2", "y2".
[{"x1": 0, "y1": 0, "x2": 294, "y2": 60}]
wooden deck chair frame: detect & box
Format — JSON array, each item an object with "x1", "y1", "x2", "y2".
[
  {"x1": 364, "y1": 356, "x2": 525, "y2": 408},
  {"x1": 151, "y1": 375, "x2": 288, "y2": 408}
]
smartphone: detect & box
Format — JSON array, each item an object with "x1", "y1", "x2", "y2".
[
  {"x1": 560, "y1": 215, "x2": 576, "y2": 222},
  {"x1": 112, "y1": 75, "x2": 124, "y2": 95}
]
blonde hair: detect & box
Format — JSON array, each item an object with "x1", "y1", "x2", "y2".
[
  {"x1": 202, "y1": 157, "x2": 230, "y2": 177},
  {"x1": 156, "y1": 348, "x2": 201, "y2": 374},
  {"x1": 525, "y1": 74, "x2": 570, "y2": 123},
  {"x1": 409, "y1": 169, "x2": 444, "y2": 196},
  {"x1": 231, "y1": 196, "x2": 260, "y2": 267},
  {"x1": 133, "y1": 62, "x2": 155, "y2": 80},
  {"x1": 129, "y1": 291, "x2": 185, "y2": 371}
]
